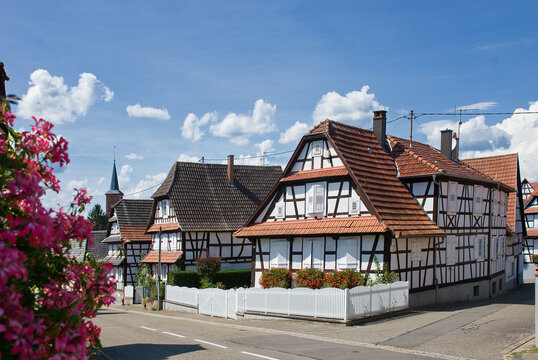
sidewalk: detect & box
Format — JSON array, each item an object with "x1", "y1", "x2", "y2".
[{"x1": 504, "y1": 335, "x2": 538, "y2": 360}]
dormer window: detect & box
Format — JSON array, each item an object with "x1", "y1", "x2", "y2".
[{"x1": 111, "y1": 222, "x2": 119, "y2": 235}]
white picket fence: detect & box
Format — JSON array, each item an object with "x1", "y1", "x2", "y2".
[{"x1": 164, "y1": 281, "x2": 409, "y2": 322}]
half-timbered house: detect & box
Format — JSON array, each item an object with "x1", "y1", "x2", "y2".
[
  {"x1": 235, "y1": 111, "x2": 513, "y2": 305},
  {"x1": 522, "y1": 179, "x2": 537, "y2": 202},
  {"x1": 522, "y1": 187, "x2": 538, "y2": 276},
  {"x1": 461, "y1": 154, "x2": 525, "y2": 287},
  {"x1": 103, "y1": 199, "x2": 153, "y2": 288},
  {"x1": 141, "y1": 159, "x2": 281, "y2": 281}
]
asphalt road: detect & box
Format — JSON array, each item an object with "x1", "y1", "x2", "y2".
[{"x1": 94, "y1": 284, "x2": 535, "y2": 360}]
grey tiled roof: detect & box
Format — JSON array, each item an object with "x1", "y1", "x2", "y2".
[
  {"x1": 87, "y1": 230, "x2": 108, "y2": 260},
  {"x1": 152, "y1": 162, "x2": 282, "y2": 232},
  {"x1": 114, "y1": 199, "x2": 153, "y2": 227},
  {"x1": 68, "y1": 239, "x2": 87, "y2": 261},
  {"x1": 103, "y1": 255, "x2": 125, "y2": 266},
  {"x1": 103, "y1": 234, "x2": 122, "y2": 243}
]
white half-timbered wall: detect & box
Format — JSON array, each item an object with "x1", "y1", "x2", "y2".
[
  {"x1": 523, "y1": 196, "x2": 538, "y2": 262},
  {"x1": 183, "y1": 231, "x2": 252, "y2": 271},
  {"x1": 290, "y1": 139, "x2": 343, "y2": 172},
  {"x1": 124, "y1": 241, "x2": 152, "y2": 287},
  {"x1": 154, "y1": 199, "x2": 178, "y2": 224},
  {"x1": 396, "y1": 179, "x2": 509, "y2": 290},
  {"x1": 253, "y1": 235, "x2": 386, "y2": 287},
  {"x1": 257, "y1": 180, "x2": 370, "y2": 222}
]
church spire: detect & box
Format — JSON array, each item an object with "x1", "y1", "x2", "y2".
[{"x1": 105, "y1": 152, "x2": 123, "y2": 218}]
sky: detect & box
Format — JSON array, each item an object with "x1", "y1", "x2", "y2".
[{"x1": 2, "y1": 1, "x2": 538, "y2": 211}]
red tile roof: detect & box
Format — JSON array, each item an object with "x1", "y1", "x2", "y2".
[
  {"x1": 463, "y1": 154, "x2": 519, "y2": 229},
  {"x1": 235, "y1": 216, "x2": 386, "y2": 237},
  {"x1": 389, "y1": 136, "x2": 494, "y2": 182},
  {"x1": 119, "y1": 225, "x2": 151, "y2": 243},
  {"x1": 327, "y1": 121, "x2": 444, "y2": 238},
  {"x1": 140, "y1": 251, "x2": 182, "y2": 264},
  {"x1": 147, "y1": 222, "x2": 180, "y2": 233},
  {"x1": 280, "y1": 167, "x2": 348, "y2": 183},
  {"x1": 525, "y1": 207, "x2": 538, "y2": 215}
]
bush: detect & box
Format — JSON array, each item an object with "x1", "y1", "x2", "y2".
[
  {"x1": 150, "y1": 281, "x2": 165, "y2": 301},
  {"x1": 324, "y1": 269, "x2": 365, "y2": 289},
  {"x1": 167, "y1": 270, "x2": 201, "y2": 288},
  {"x1": 532, "y1": 254, "x2": 538, "y2": 263},
  {"x1": 295, "y1": 268, "x2": 325, "y2": 289},
  {"x1": 195, "y1": 256, "x2": 221, "y2": 282},
  {"x1": 259, "y1": 268, "x2": 292, "y2": 288},
  {"x1": 200, "y1": 277, "x2": 226, "y2": 289},
  {"x1": 214, "y1": 269, "x2": 251, "y2": 288},
  {"x1": 366, "y1": 257, "x2": 398, "y2": 286}
]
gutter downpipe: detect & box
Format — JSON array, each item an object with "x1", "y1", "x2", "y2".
[{"x1": 432, "y1": 174, "x2": 440, "y2": 304}]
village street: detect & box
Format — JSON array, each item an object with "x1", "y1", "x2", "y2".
[{"x1": 94, "y1": 283, "x2": 534, "y2": 360}]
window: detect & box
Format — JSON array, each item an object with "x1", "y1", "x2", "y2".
[
  {"x1": 170, "y1": 233, "x2": 176, "y2": 251},
  {"x1": 337, "y1": 239, "x2": 358, "y2": 269},
  {"x1": 473, "y1": 186, "x2": 484, "y2": 216},
  {"x1": 111, "y1": 222, "x2": 119, "y2": 234},
  {"x1": 303, "y1": 238, "x2": 323, "y2": 269},
  {"x1": 152, "y1": 234, "x2": 159, "y2": 250},
  {"x1": 270, "y1": 240, "x2": 289, "y2": 268},
  {"x1": 447, "y1": 182, "x2": 458, "y2": 214},
  {"x1": 312, "y1": 141, "x2": 322, "y2": 157},
  {"x1": 446, "y1": 235, "x2": 457, "y2": 265},
  {"x1": 306, "y1": 183, "x2": 325, "y2": 216},
  {"x1": 527, "y1": 215, "x2": 534, "y2": 229},
  {"x1": 473, "y1": 285, "x2": 479, "y2": 297}
]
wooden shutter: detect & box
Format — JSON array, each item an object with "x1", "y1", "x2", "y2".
[
  {"x1": 446, "y1": 235, "x2": 457, "y2": 265},
  {"x1": 306, "y1": 185, "x2": 314, "y2": 216},
  {"x1": 170, "y1": 233, "x2": 176, "y2": 251},
  {"x1": 270, "y1": 240, "x2": 288, "y2": 268},
  {"x1": 337, "y1": 239, "x2": 358, "y2": 269},
  {"x1": 312, "y1": 240, "x2": 323, "y2": 269},
  {"x1": 349, "y1": 192, "x2": 360, "y2": 215},
  {"x1": 473, "y1": 186, "x2": 483, "y2": 216},
  {"x1": 447, "y1": 182, "x2": 458, "y2": 214},
  {"x1": 314, "y1": 185, "x2": 325, "y2": 214}
]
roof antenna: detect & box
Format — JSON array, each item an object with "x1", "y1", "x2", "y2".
[{"x1": 409, "y1": 110, "x2": 414, "y2": 148}]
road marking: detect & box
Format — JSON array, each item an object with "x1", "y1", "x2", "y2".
[
  {"x1": 241, "y1": 351, "x2": 280, "y2": 360},
  {"x1": 163, "y1": 331, "x2": 186, "y2": 338},
  {"x1": 124, "y1": 309, "x2": 467, "y2": 360},
  {"x1": 139, "y1": 326, "x2": 157, "y2": 331},
  {"x1": 194, "y1": 338, "x2": 228, "y2": 349}
]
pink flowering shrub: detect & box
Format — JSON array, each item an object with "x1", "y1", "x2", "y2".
[{"x1": 0, "y1": 101, "x2": 115, "y2": 359}]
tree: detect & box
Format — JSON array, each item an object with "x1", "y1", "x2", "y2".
[
  {"x1": 87, "y1": 203, "x2": 108, "y2": 230},
  {"x1": 0, "y1": 100, "x2": 114, "y2": 359}
]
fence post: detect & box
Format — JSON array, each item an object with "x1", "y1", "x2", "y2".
[
  {"x1": 535, "y1": 267, "x2": 538, "y2": 347},
  {"x1": 344, "y1": 288, "x2": 349, "y2": 322},
  {"x1": 225, "y1": 290, "x2": 229, "y2": 319}
]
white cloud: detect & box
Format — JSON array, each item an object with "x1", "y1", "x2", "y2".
[
  {"x1": 279, "y1": 121, "x2": 309, "y2": 144},
  {"x1": 456, "y1": 102, "x2": 497, "y2": 111},
  {"x1": 96, "y1": 177, "x2": 105, "y2": 185},
  {"x1": 17, "y1": 69, "x2": 113, "y2": 124},
  {"x1": 420, "y1": 115, "x2": 511, "y2": 151},
  {"x1": 126, "y1": 103, "x2": 171, "y2": 121},
  {"x1": 210, "y1": 99, "x2": 277, "y2": 145},
  {"x1": 181, "y1": 111, "x2": 217, "y2": 142},
  {"x1": 118, "y1": 164, "x2": 133, "y2": 185},
  {"x1": 125, "y1": 172, "x2": 167, "y2": 199},
  {"x1": 177, "y1": 154, "x2": 200, "y2": 162},
  {"x1": 125, "y1": 153, "x2": 144, "y2": 160},
  {"x1": 312, "y1": 86, "x2": 387, "y2": 125},
  {"x1": 460, "y1": 101, "x2": 538, "y2": 181}
]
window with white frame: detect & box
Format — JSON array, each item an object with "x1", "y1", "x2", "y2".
[
  {"x1": 270, "y1": 240, "x2": 289, "y2": 268},
  {"x1": 446, "y1": 235, "x2": 458, "y2": 265},
  {"x1": 306, "y1": 183, "x2": 326, "y2": 217},
  {"x1": 349, "y1": 191, "x2": 360, "y2": 215},
  {"x1": 303, "y1": 238, "x2": 323, "y2": 269},
  {"x1": 337, "y1": 239, "x2": 358, "y2": 269},
  {"x1": 447, "y1": 182, "x2": 458, "y2": 214},
  {"x1": 275, "y1": 202, "x2": 285, "y2": 219},
  {"x1": 111, "y1": 222, "x2": 119, "y2": 234}
]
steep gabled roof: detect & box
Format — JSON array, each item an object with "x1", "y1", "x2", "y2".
[
  {"x1": 152, "y1": 162, "x2": 282, "y2": 232},
  {"x1": 238, "y1": 120, "x2": 443, "y2": 238},
  {"x1": 86, "y1": 230, "x2": 108, "y2": 260},
  {"x1": 462, "y1": 153, "x2": 521, "y2": 231},
  {"x1": 106, "y1": 199, "x2": 153, "y2": 243}
]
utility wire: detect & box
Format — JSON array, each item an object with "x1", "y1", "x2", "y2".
[
  {"x1": 123, "y1": 183, "x2": 161, "y2": 196},
  {"x1": 201, "y1": 149, "x2": 294, "y2": 162}
]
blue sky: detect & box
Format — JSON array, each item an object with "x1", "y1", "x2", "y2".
[{"x1": 3, "y1": 1, "x2": 538, "y2": 210}]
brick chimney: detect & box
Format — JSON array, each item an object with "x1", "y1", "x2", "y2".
[
  {"x1": 227, "y1": 155, "x2": 234, "y2": 185},
  {"x1": 373, "y1": 110, "x2": 387, "y2": 151},
  {"x1": 440, "y1": 129, "x2": 453, "y2": 160}
]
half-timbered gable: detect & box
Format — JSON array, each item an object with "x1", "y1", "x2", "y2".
[
  {"x1": 237, "y1": 111, "x2": 516, "y2": 305},
  {"x1": 522, "y1": 179, "x2": 537, "y2": 202},
  {"x1": 522, "y1": 190, "x2": 538, "y2": 272},
  {"x1": 141, "y1": 159, "x2": 282, "y2": 279}
]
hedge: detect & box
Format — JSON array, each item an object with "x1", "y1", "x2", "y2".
[
  {"x1": 213, "y1": 270, "x2": 251, "y2": 289},
  {"x1": 167, "y1": 269, "x2": 251, "y2": 289},
  {"x1": 167, "y1": 271, "x2": 201, "y2": 288}
]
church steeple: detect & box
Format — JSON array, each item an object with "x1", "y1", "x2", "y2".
[{"x1": 105, "y1": 159, "x2": 124, "y2": 218}]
